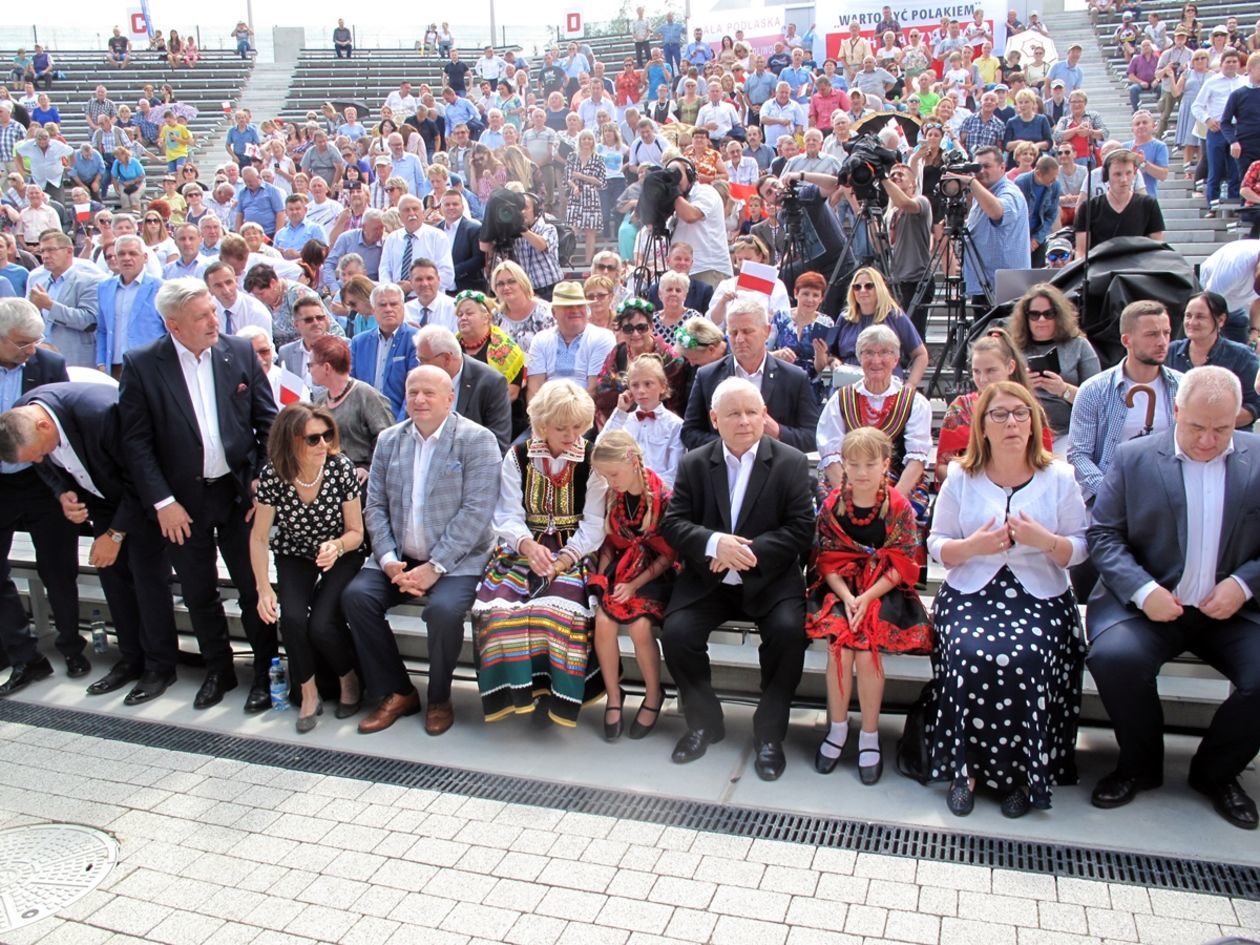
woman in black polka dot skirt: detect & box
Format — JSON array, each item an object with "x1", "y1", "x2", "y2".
[{"x1": 925, "y1": 382, "x2": 1089, "y2": 819}]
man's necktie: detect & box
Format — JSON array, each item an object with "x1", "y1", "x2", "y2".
[
  {"x1": 636, "y1": 410, "x2": 656, "y2": 422},
  {"x1": 223, "y1": 309, "x2": 235, "y2": 334},
  {"x1": 401, "y1": 234, "x2": 413, "y2": 282},
  {"x1": 419, "y1": 306, "x2": 430, "y2": 326}
]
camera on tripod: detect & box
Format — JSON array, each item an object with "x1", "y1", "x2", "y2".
[
  {"x1": 481, "y1": 188, "x2": 528, "y2": 252},
  {"x1": 836, "y1": 134, "x2": 900, "y2": 201},
  {"x1": 636, "y1": 164, "x2": 684, "y2": 237},
  {"x1": 934, "y1": 154, "x2": 982, "y2": 200}
]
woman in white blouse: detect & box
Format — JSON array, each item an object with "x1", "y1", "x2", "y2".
[
  {"x1": 926, "y1": 381, "x2": 1089, "y2": 820},
  {"x1": 472, "y1": 380, "x2": 608, "y2": 727}
]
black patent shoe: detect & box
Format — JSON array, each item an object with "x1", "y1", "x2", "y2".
[
  {"x1": 87, "y1": 661, "x2": 142, "y2": 695},
  {"x1": 193, "y1": 669, "x2": 238, "y2": 709},
  {"x1": 858, "y1": 747, "x2": 883, "y2": 785},
  {"x1": 0, "y1": 657, "x2": 53, "y2": 696},
  {"x1": 813, "y1": 737, "x2": 845, "y2": 775},
  {"x1": 604, "y1": 689, "x2": 626, "y2": 742},
  {"x1": 628, "y1": 688, "x2": 664, "y2": 740},
  {"x1": 671, "y1": 725, "x2": 724, "y2": 764},
  {"x1": 124, "y1": 670, "x2": 177, "y2": 706},
  {"x1": 1192, "y1": 777, "x2": 1260, "y2": 830},
  {"x1": 947, "y1": 776, "x2": 975, "y2": 817},
  {"x1": 753, "y1": 741, "x2": 786, "y2": 781}
]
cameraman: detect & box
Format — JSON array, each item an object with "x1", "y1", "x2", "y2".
[
  {"x1": 665, "y1": 154, "x2": 733, "y2": 287},
  {"x1": 881, "y1": 164, "x2": 934, "y2": 336},
  {"x1": 950, "y1": 146, "x2": 1031, "y2": 307},
  {"x1": 479, "y1": 191, "x2": 564, "y2": 300}
]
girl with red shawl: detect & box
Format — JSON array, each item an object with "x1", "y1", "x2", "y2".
[
  {"x1": 806, "y1": 428, "x2": 932, "y2": 785},
  {"x1": 589, "y1": 431, "x2": 676, "y2": 744}
]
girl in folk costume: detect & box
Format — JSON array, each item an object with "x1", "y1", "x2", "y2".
[
  {"x1": 598, "y1": 353, "x2": 684, "y2": 489},
  {"x1": 473, "y1": 380, "x2": 609, "y2": 727},
  {"x1": 589, "y1": 432, "x2": 676, "y2": 742},
  {"x1": 807, "y1": 428, "x2": 933, "y2": 784}
]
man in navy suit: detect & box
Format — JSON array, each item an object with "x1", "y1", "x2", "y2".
[
  {"x1": 349, "y1": 282, "x2": 418, "y2": 419},
  {"x1": 681, "y1": 298, "x2": 819, "y2": 452},
  {"x1": 1088, "y1": 366, "x2": 1260, "y2": 830},
  {"x1": 0, "y1": 382, "x2": 179, "y2": 704},
  {"x1": 119, "y1": 278, "x2": 278, "y2": 712},
  {"x1": 0, "y1": 299, "x2": 84, "y2": 694},
  {"x1": 435, "y1": 192, "x2": 486, "y2": 293}
]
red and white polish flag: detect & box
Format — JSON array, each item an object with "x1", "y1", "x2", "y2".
[{"x1": 736, "y1": 261, "x2": 778, "y2": 296}]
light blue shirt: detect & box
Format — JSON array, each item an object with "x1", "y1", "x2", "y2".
[
  {"x1": 112, "y1": 276, "x2": 143, "y2": 364},
  {"x1": 685, "y1": 41, "x2": 714, "y2": 66},
  {"x1": 563, "y1": 54, "x2": 590, "y2": 79},
  {"x1": 1124, "y1": 137, "x2": 1169, "y2": 197},
  {"x1": 0, "y1": 363, "x2": 26, "y2": 473},
  {"x1": 443, "y1": 97, "x2": 479, "y2": 135},
  {"x1": 964, "y1": 177, "x2": 1031, "y2": 297},
  {"x1": 163, "y1": 257, "x2": 206, "y2": 279},
  {"x1": 375, "y1": 329, "x2": 395, "y2": 389},
  {"x1": 273, "y1": 219, "x2": 328, "y2": 254}
]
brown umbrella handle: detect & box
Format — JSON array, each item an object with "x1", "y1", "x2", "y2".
[{"x1": 1124, "y1": 384, "x2": 1156, "y2": 434}]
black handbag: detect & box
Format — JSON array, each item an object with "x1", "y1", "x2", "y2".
[{"x1": 895, "y1": 680, "x2": 935, "y2": 784}]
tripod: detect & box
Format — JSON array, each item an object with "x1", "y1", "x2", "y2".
[
  {"x1": 631, "y1": 228, "x2": 671, "y2": 299},
  {"x1": 906, "y1": 199, "x2": 996, "y2": 400},
  {"x1": 856, "y1": 197, "x2": 892, "y2": 279}
]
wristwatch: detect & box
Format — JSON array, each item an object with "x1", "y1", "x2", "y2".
[
  {"x1": 430, "y1": 561, "x2": 448, "y2": 576},
  {"x1": 106, "y1": 529, "x2": 125, "y2": 544}
]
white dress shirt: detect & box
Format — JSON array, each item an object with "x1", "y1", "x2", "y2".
[
  {"x1": 1132, "y1": 439, "x2": 1253, "y2": 610},
  {"x1": 491, "y1": 447, "x2": 609, "y2": 560},
  {"x1": 381, "y1": 224, "x2": 456, "y2": 291},
  {"x1": 733, "y1": 353, "x2": 767, "y2": 391},
  {"x1": 1192, "y1": 71, "x2": 1247, "y2": 124},
  {"x1": 817, "y1": 377, "x2": 933, "y2": 469},
  {"x1": 696, "y1": 100, "x2": 740, "y2": 139},
  {"x1": 218, "y1": 294, "x2": 274, "y2": 338},
  {"x1": 704, "y1": 443, "x2": 758, "y2": 585},
  {"x1": 598, "y1": 402, "x2": 684, "y2": 489},
  {"x1": 42, "y1": 405, "x2": 103, "y2": 498},
  {"x1": 162, "y1": 337, "x2": 230, "y2": 506},
  {"x1": 927, "y1": 460, "x2": 1089, "y2": 598},
  {"x1": 405, "y1": 293, "x2": 458, "y2": 331}
]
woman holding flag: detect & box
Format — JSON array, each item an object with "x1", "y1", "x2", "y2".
[{"x1": 704, "y1": 235, "x2": 791, "y2": 327}]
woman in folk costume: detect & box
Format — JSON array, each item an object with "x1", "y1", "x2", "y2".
[
  {"x1": 588, "y1": 431, "x2": 676, "y2": 742},
  {"x1": 473, "y1": 380, "x2": 608, "y2": 726},
  {"x1": 807, "y1": 428, "x2": 932, "y2": 784},
  {"x1": 816, "y1": 323, "x2": 934, "y2": 556}
]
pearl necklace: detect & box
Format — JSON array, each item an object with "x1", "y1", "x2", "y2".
[{"x1": 295, "y1": 466, "x2": 324, "y2": 489}]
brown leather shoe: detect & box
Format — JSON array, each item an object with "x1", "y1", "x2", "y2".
[
  {"x1": 357, "y1": 689, "x2": 421, "y2": 734},
  {"x1": 425, "y1": 700, "x2": 454, "y2": 736}
]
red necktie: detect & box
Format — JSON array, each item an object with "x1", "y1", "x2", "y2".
[{"x1": 636, "y1": 410, "x2": 656, "y2": 422}]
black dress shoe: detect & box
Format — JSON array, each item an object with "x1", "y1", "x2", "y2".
[
  {"x1": 1192, "y1": 777, "x2": 1259, "y2": 830},
  {"x1": 87, "y1": 661, "x2": 142, "y2": 695},
  {"x1": 604, "y1": 689, "x2": 626, "y2": 741},
  {"x1": 243, "y1": 683, "x2": 271, "y2": 714},
  {"x1": 1091, "y1": 771, "x2": 1160, "y2": 809},
  {"x1": 124, "y1": 670, "x2": 177, "y2": 706},
  {"x1": 671, "y1": 725, "x2": 724, "y2": 764},
  {"x1": 65, "y1": 653, "x2": 91, "y2": 678},
  {"x1": 1000, "y1": 788, "x2": 1031, "y2": 819},
  {"x1": 0, "y1": 657, "x2": 54, "y2": 696},
  {"x1": 193, "y1": 670, "x2": 239, "y2": 710},
  {"x1": 947, "y1": 776, "x2": 975, "y2": 816},
  {"x1": 813, "y1": 737, "x2": 845, "y2": 775},
  {"x1": 754, "y1": 741, "x2": 786, "y2": 781},
  {"x1": 858, "y1": 747, "x2": 883, "y2": 785},
  {"x1": 627, "y1": 688, "x2": 664, "y2": 740}
]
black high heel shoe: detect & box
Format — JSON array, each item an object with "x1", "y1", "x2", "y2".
[
  {"x1": 628, "y1": 688, "x2": 664, "y2": 740},
  {"x1": 604, "y1": 688, "x2": 626, "y2": 741}
]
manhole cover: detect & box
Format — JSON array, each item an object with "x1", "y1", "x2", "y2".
[{"x1": 0, "y1": 824, "x2": 118, "y2": 933}]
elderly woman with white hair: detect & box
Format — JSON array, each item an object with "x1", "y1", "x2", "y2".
[{"x1": 817, "y1": 323, "x2": 933, "y2": 530}]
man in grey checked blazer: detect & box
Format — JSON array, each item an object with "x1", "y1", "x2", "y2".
[{"x1": 342, "y1": 365, "x2": 501, "y2": 736}]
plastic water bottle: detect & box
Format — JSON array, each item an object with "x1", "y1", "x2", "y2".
[
  {"x1": 90, "y1": 609, "x2": 108, "y2": 654},
  {"x1": 269, "y1": 657, "x2": 289, "y2": 711}
]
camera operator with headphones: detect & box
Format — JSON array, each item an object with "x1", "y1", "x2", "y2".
[
  {"x1": 478, "y1": 190, "x2": 564, "y2": 301},
  {"x1": 1073, "y1": 149, "x2": 1164, "y2": 261},
  {"x1": 665, "y1": 154, "x2": 733, "y2": 288}
]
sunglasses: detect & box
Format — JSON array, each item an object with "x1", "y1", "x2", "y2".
[
  {"x1": 853, "y1": 282, "x2": 876, "y2": 291},
  {"x1": 301, "y1": 429, "x2": 335, "y2": 446},
  {"x1": 144, "y1": 217, "x2": 162, "y2": 224},
  {"x1": 298, "y1": 314, "x2": 327, "y2": 324},
  {"x1": 1026, "y1": 307, "x2": 1056, "y2": 320},
  {"x1": 620, "y1": 322, "x2": 652, "y2": 333}
]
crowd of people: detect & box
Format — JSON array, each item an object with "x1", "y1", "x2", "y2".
[{"x1": 0, "y1": 11, "x2": 1255, "y2": 836}]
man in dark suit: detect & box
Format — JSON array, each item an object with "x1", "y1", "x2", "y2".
[
  {"x1": 415, "y1": 324, "x2": 511, "y2": 453},
  {"x1": 119, "y1": 277, "x2": 278, "y2": 712},
  {"x1": 436, "y1": 192, "x2": 486, "y2": 293},
  {"x1": 0, "y1": 382, "x2": 179, "y2": 704},
  {"x1": 1088, "y1": 366, "x2": 1260, "y2": 830},
  {"x1": 660, "y1": 376, "x2": 815, "y2": 780},
  {"x1": 0, "y1": 299, "x2": 84, "y2": 694},
  {"x1": 681, "y1": 298, "x2": 819, "y2": 452}
]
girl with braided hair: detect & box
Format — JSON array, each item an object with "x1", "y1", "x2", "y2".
[{"x1": 589, "y1": 431, "x2": 676, "y2": 742}]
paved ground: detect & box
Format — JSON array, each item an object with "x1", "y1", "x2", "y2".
[{"x1": 0, "y1": 715, "x2": 1256, "y2": 945}]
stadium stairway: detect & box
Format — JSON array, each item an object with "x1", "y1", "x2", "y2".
[{"x1": 200, "y1": 61, "x2": 295, "y2": 166}]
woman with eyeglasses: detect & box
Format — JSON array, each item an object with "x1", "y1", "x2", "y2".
[
  {"x1": 592, "y1": 298, "x2": 686, "y2": 428},
  {"x1": 455, "y1": 288, "x2": 529, "y2": 438},
  {"x1": 1174, "y1": 49, "x2": 1210, "y2": 177},
  {"x1": 583, "y1": 274, "x2": 617, "y2": 330},
  {"x1": 936, "y1": 327, "x2": 1053, "y2": 484},
  {"x1": 927, "y1": 381, "x2": 1088, "y2": 819},
  {"x1": 826, "y1": 267, "x2": 928, "y2": 390},
  {"x1": 1165, "y1": 290, "x2": 1260, "y2": 425},
  {"x1": 250, "y1": 403, "x2": 366, "y2": 733},
  {"x1": 1008, "y1": 284, "x2": 1100, "y2": 451},
  {"x1": 490, "y1": 259, "x2": 555, "y2": 355},
  {"x1": 140, "y1": 206, "x2": 177, "y2": 263}
]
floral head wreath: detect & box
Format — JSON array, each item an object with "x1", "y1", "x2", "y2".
[
  {"x1": 616, "y1": 297, "x2": 654, "y2": 318},
  {"x1": 675, "y1": 328, "x2": 716, "y2": 350},
  {"x1": 454, "y1": 289, "x2": 490, "y2": 309}
]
